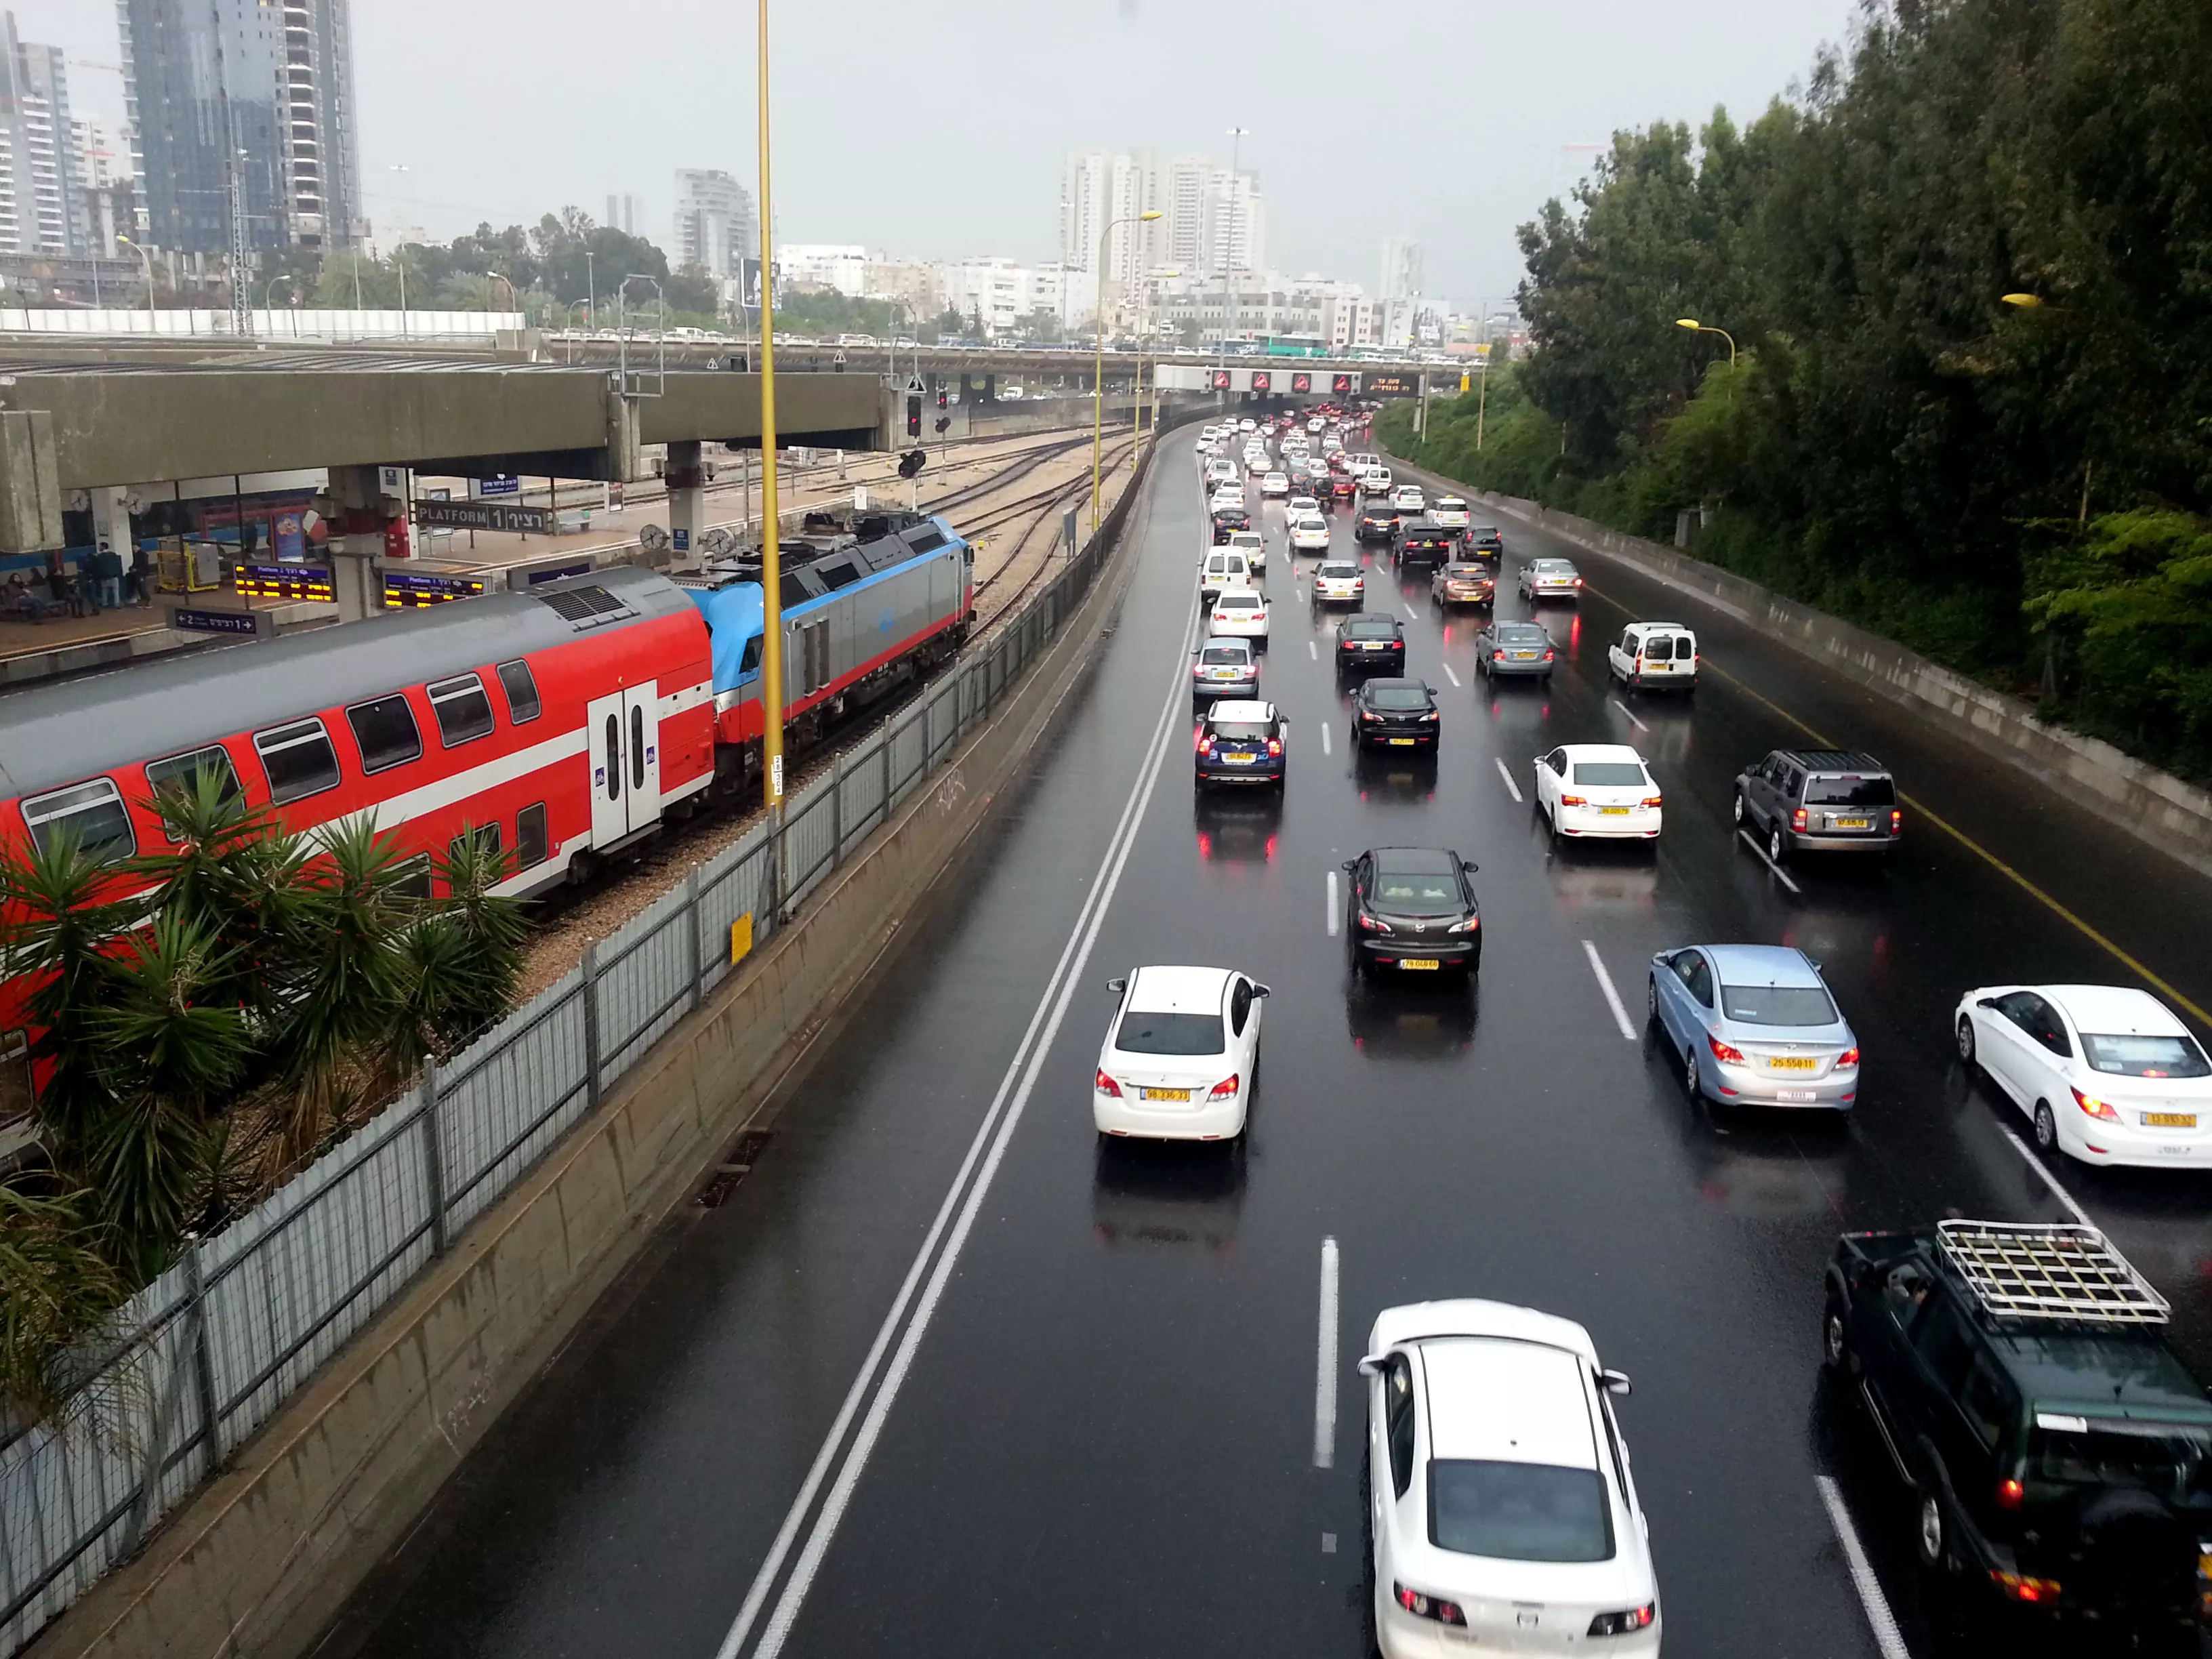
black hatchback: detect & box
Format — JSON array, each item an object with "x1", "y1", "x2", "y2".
[
  {"x1": 1210, "y1": 506, "x2": 1250, "y2": 543},
  {"x1": 1467, "y1": 525, "x2": 1505, "y2": 558},
  {"x1": 1391, "y1": 517, "x2": 1460, "y2": 571},
  {"x1": 1335, "y1": 612, "x2": 1406, "y2": 676},
  {"x1": 1351, "y1": 678, "x2": 1440, "y2": 752},
  {"x1": 1354, "y1": 501, "x2": 1407, "y2": 544},
  {"x1": 1343, "y1": 846, "x2": 1482, "y2": 976}
]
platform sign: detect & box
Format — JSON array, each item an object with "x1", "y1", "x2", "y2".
[
  {"x1": 413, "y1": 499, "x2": 551, "y2": 535},
  {"x1": 476, "y1": 474, "x2": 519, "y2": 497},
  {"x1": 236, "y1": 562, "x2": 336, "y2": 602},
  {"x1": 1363, "y1": 371, "x2": 1418, "y2": 395},
  {"x1": 381, "y1": 570, "x2": 488, "y2": 609},
  {"x1": 169, "y1": 607, "x2": 266, "y2": 637}
]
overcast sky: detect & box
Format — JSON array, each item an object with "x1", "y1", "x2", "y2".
[{"x1": 28, "y1": 0, "x2": 1857, "y2": 305}]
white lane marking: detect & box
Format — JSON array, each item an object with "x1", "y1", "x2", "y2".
[
  {"x1": 1609, "y1": 697, "x2": 1650, "y2": 731},
  {"x1": 1493, "y1": 758, "x2": 1523, "y2": 803},
  {"x1": 1441, "y1": 663, "x2": 1461, "y2": 688},
  {"x1": 1580, "y1": 939, "x2": 1637, "y2": 1040},
  {"x1": 1326, "y1": 870, "x2": 1340, "y2": 937},
  {"x1": 1309, "y1": 639, "x2": 1318, "y2": 660},
  {"x1": 1402, "y1": 604, "x2": 1418, "y2": 623},
  {"x1": 1737, "y1": 827, "x2": 1804, "y2": 895},
  {"x1": 1999, "y1": 1125, "x2": 2095, "y2": 1228},
  {"x1": 1321, "y1": 722, "x2": 1332, "y2": 756},
  {"x1": 1313, "y1": 1236, "x2": 1340, "y2": 1469},
  {"x1": 1814, "y1": 1476, "x2": 1912, "y2": 1659},
  {"x1": 719, "y1": 600, "x2": 1198, "y2": 1659}
]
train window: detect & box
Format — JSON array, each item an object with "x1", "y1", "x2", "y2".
[
  {"x1": 144, "y1": 745, "x2": 244, "y2": 843},
  {"x1": 516, "y1": 802, "x2": 548, "y2": 869},
  {"x1": 739, "y1": 636, "x2": 762, "y2": 677},
  {"x1": 630, "y1": 705, "x2": 646, "y2": 790},
  {"x1": 253, "y1": 718, "x2": 342, "y2": 804},
  {"x1": 345, "y1": 695, "x2": 422, "y2": 775},
  {"x1": 392, "y1": 854, "x2": 433, "y2": 903},
  {"x1": 428, "y1": 674, "x2": 495, "y2": 747},
  {"x1": 604, "y1": 714, "x2": 621, "y2": 801},
  {"x1": 20, "y1": 777, "x2": 136, "y2": 863},
  {"x1": 495, "y1": 659, "x2": 541, "y2": 724},
  {"x1": 447, "y1": 823, "x2": 501, "y2": 878},
  {"x1": 0, "y1": 1027, "x2": 28, "y2": 1134}
]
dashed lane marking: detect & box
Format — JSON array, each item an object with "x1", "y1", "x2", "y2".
[
  {"x1": 1609, "y1": 697, "x2": 1650, "y2": 731},
  {"x1": 1737, "y1": 827, "x2": 1804, "y2": 895},
  {"x1": 1441, "y1": 663, "x2": 1462, "y2": 688},
  {"x1": 1326, "y1": 869, "x2": 1340, "y2": 937},
  {"x1": 1313, "y1": 1237, "x2": 1340, "y2": 1469},
  {"x1": 1580, "y1": 940, "x2": 1637, "y2": 1040},
  {"x1": 1494, "y1": 758, "x2": 1523, "y2": 803},
  {"x1": 1999, "y1": 1125, "x2": 2095, "y2": 1229}
]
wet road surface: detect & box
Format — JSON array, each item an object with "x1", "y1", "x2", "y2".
[{"x1": 317, "y1": 426, "x2": 2212, "y2": 1659}]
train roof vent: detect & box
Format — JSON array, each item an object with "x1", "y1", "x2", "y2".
[
  {"x1": 535, "y1": 583, "x2": 638, "y2": 630},
  {"x1": 906, "y1": 527, "x2": 947, "y2": 554}
]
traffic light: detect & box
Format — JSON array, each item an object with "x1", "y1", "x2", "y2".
[
  {"x1": 897, "y1": 449, "x2": 927, "y2": 479},
  {"x1": 934, "y1": 416, "x2": 951, "y2": 436},
  {"x1": 906, "y1": 394, "x2": 922, "y2": 438},
  {"x1": 937, "y1": 386, "x2": 948, "y2": 409}
]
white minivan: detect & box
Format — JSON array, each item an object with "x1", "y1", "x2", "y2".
[{"x1": 1201, "y1": 547, "x2": 1255, "y2": 604}]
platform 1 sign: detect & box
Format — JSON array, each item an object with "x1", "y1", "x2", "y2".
[
  {"x1": 167, "y1": 606, "x2": 270, "y2": 638},
  {"x1": 413, "y1": 499, "x2": 552, "y2": 535}
]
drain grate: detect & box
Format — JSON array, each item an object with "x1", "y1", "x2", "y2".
[{"x1": 694, "y1": 1130, "x2": 775, "y2": 1208}]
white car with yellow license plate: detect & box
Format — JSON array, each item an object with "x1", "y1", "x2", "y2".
[
  {"x1": 1954, "y1": 984, "x2": 2212, "y2": 1166},
  {"x1": 1227, "y1": 528, "x2": 1266, "y2": 576},
  {"x1": 1313, "y1": 559, "x2": 1366, "y2": 604},
  {"x1": 1391, "y1": 484, "x2": 1426, "y2": 514},
  {"x1": 1207, "y1": 583, "x2": 1269, "y2": 646},
  {"x1": 1605, "y1": 622, "x2": 1698, "y2": 693},
  {"x1": 1534, "y1": 744, "x2": 1662, "y2": 842},
  {"x1": 1200, "y1": 547, "x2": 1254, "y2": 605},
  {"x1": 1260, "y1": 470, "x2": 1291, "y2": 498},
  {"x1": 1431, "y1": 495, "x2": 1471, "y2": 530},
  {"x1": 1094, "y1": 966, "x2": 1266, "y2": 1141},
  {"x1": 1359, "y1": 468, "x2": 1395, "y2": 498},
  {"x1": 1287, "y1": 494, "x2": 1321, "y2": 516},
  {"x1": 1289, "y1": 514, "x2": 1332, "y2": 554},
  {"x1": 1362, "y1": 1300, "x2": 1660, "y2": 1658},
  {"x1": 1519, "y1": 558, "x2": 1583, "y2": 601}
]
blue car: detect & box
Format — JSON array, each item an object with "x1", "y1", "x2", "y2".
[{"x1": 1647, "y1": 944, "x2": 1859, "y2": 1110}]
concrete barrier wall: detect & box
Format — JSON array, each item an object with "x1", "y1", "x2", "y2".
[
  {"x1": 36, "y1": 432, "x2": 1174, "y2": 1659},
  {"x1": 1383, "y1": 451, "x2": 2212, "y2": 878}
]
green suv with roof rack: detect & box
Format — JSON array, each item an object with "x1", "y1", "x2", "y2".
[{"x1": 1823, "y1": 1221, "x2": 2211, "y2": 1631}]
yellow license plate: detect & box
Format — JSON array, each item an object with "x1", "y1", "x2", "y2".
[
  {"x1": 1389, "y1": 737, "x2": 1416, "y2": 746},
  {"x1": 2142, "y1": 1111, "x2": 2196, "y2": 1128},
  {"x1": 1141, "y1": 1088, "x2": 1191, "y2": 1102},
  {"x1": 1768, "y1": 1057, "x2": 1818, "y2": 1071},
  {"x1": 1400, "y1": 959, "x2": 1441, "y2": 971},
  {"x1": 1599, "y1": 806, "x2": 1630, "y2": 816},
  {"x1": 1835, "y1": 817, "x2": 1871, "y2": 830}
]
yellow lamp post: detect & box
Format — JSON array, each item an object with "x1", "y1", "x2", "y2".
[
  {"x1": 756, "y1": 0, "x2": 786, "y2": 813},
  {"x1": 1674, "y1": 316, "x2": 1736, "y2": 366},
  {"x1": 117, "y1": 234, "x2": 156, "y2": 317},
  {"x1": 1092, "y1": 209, "x2": 1163, "y2": 535}
]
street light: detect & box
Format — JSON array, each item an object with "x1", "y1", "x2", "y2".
[
  {"x1": 1675, "y1": 316, "x2": 1736, "y2": 366},
  {"x1": 1094, "y1": 209, "x2": 1163, "y2": 535},
  {"x1": 756, "y1": 0, "x2": 787, "y2": 816},
  {"x1": 1217, "y1": 127, "x2": 1251, "y2": 388},
  {"x1": 116, "y1": 234, "x2": 155, "y2": 319}
]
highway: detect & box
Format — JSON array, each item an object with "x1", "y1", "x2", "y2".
[{"x1": 316, "y1": 419, "x2": 2212, "y2": 1659}]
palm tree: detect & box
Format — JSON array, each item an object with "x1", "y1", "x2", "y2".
[{"x1": 0, "y1": 831, "x2": 130, "y2": 1160}]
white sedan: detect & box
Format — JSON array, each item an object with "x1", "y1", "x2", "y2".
[
  {"x1": 1391, "y1": 485, "x2": 1426, "y2": 513},
  {"x1": 1259, "y1": 471, "x2": 1291, "y2": 497},
  {"x1": 1207, "y1": 584, "x2": 1269, "y2": 644},
  {"x1": 1362, "y1": 1300, "x2": 1660, "y2": 1658},
  {"x1": 1286, "y1": 494, "x2": 1321, "y2": 516},
  {"x1": 1955, "y1": 984, "x2": 2212, "y2": 1167},
  {"x1": 1289, "y1": 514, "x2": 1332, "y2": 554},
  {"x1": 1313, "y1": 560, "x2": 1366, "y2": 603},
  {"x1": 1094, "y1": 965, "x2": 1267, "y2": 1141},
  {"x1": 1208, "y1": 486, "x2": 1246, "y2": 514},
  {"x1": 1534, "y1": 744, "x2": 1662, "y2": 842}
]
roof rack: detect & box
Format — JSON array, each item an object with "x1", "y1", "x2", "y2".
[{"x1": 1935, "y1": 1220, "x2": 2169, "y2": 1326}]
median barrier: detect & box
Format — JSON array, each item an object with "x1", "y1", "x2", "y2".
[{"x1": 1383, "y1": 451, "x2": 2212, "y2": 878}]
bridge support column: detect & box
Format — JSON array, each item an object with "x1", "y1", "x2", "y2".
[
  {"x1": 324, "y1": 462, "x2": 396, "y2": 623},
  {"x1": 665, "y1": 439, "x2": 705, "y2": 571}
]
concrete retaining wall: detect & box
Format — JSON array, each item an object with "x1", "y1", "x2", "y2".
[
  {"x1": 1384, "y1": 451, "x2": 2212, "y2": 878},
  {"x1": 34, "y1": 437, "x2": 1168, "y2": 1659}
]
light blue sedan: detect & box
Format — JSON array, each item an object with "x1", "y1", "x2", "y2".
[{"x1": 1647, "y1": 943, "x2": 1860, "y2": 1110}]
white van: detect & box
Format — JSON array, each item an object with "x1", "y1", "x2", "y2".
[
  {"x1": 1607, "y1": 621, "x2": 1699, "y2": 692},
  {"x1": 1201, "y1": 547, "x2": 1255, "y2": 603}
]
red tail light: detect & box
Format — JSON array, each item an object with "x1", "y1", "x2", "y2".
[
  {"x1": 1996, "y1": 1477, "x2": 2024, "y2": 1511},
  {"x1": 2071, "y1": 1086, "x2": 2120, "y2": 1122},
  {"x1": 1267, "y1": 738, "x2": 1283, "y2": 756},
  {"x1": 1357, "y1": 912, "x2": 1393, "y2": 933},
  {"x1": 1891, "y1": 808, "x2": 1902, "y2": 832},
  {"x1": 1543, "y1": 649, "x2": 1555, "y2": 659},
  {"x1": 1792, "y1": 806, "x2": 1809, "y2": 832},
  {"x1": 1837, "y1": 1047, "x2": 1860, "y2": 1067},
  {"x1": 1194, "y1": 730, "x2": 1208, "y2": 752},
  {"x1": 1640, "y1": 795, "x2": 1664, "y2": 808},
  {"x1": 1094, "y1": 1069, "x2": 1122, "y2": 1097},
  {"x1": 1208, "y1": 1074, "x2": 1240, "y2": 1101},
  {"x1": 1395, "y1": 1584, "x2": 1467, "y2": 1627},
  {"x1": 1560, "y1": 794, "x2": 1586, "y2": 807},
  {"x1": 1492, "y1": 649, "x2": 1506, "y2": 661},
  {"x1": 1572, "y1": 577, "x2": 1583, "y2": 586},
  {"x1": 1707, "y1": 1033, "x2": 1747, "y2": 1065}
]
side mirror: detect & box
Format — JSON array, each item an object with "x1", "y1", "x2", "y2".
[
  {"x1": 1600, "y1": 1368, "x2": 1633, "y2": 1397},
  {"x1": 1356, "y1": 1354, "x2": 1388, "y2": 1377},
  {"x1": 1252, "y1": 984, "x2": 1272, "y2": 998},
  {"x1": 1462, "y1": 861, "x2": 1479, "y2": 876},
  {"x1": 1975, "y1": 996, "x2": 1999, "y2": 1010},
  {"x1": 1106, "y1": 977, "x2": 1127, "y2": 995},
  {"x1": 1341, "y1": 859, "x2": 1357, "y2": 872}
]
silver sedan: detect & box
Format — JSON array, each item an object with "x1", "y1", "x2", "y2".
[
  {"x1": 1647, "y1": 943, "x2": 1860, "y2": 1110},
  {"x1": 1517, "y1": 557, "x2": 1583, "y2": 601}
]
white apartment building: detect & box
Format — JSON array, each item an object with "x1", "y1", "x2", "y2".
[
  {"x1": 0, "y1": 15, "x2": 81, "y2": 255},
  {"x1": 942, "y1": 258, "x2": 1086, "y2": 337},
  {"x1": 674, "y1": 169, "x2": 755, "y2": 279},
  {"x1": 779, "y1": 243, "x2": 868, "y2": 296},
  {"x1": 1379, "y1": 236, "x2": 1425, "y2": 302},
  {"x1": 1070, "y1": 149, "x2": 1265, "y2": 288}
]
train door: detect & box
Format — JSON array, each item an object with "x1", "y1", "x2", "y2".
[{"x1": 586, "y1": 680, "x2": 661, "y2": 844}]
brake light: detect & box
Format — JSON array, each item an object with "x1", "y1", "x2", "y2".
[
  {"x1": 1543, "y1": 649, "x2": 1555, "y2": 660},
  {"x1": 1492, "y1": 649, "x2": 1506, "y2": 661},
  {"x1": 1891, "y1": 808, "x2": 1902, "y2": 832},
  {"x1": 1990, "y1": 1569, "x2": 2060, "y2": 1603},
  {"x1": 1707, "y1": 1033, "x2": 1747, "y2": 1065},
  {"x1": 1208, "y1": 1074, "x2": 1240, "y2": 1101},
  {"x1": 1357, "y1": 912, "x2": 1394, "y2": 933},
  {"x1": 1996, "y1": 1477, "x2": 2024, "y2": 1511},
  {"x1": 1837, "y1": 1047, "x2": 1860, "y2": 1067},
  {"x1": 1094, "y1": 1069, "x2": 1122, "y2": 1097},
  {"x1": 1560, "y1": 794, "x2": 1587, "y2": 807},
  {"x1": 1792, "y1": 806, "x2": 1809, "y2": 832},
  {"x1": 1640, "y1": 795, "x2": 1664, "y2": 808},
  {"x1": 1394, "y1": 1584, "x2": 1467, "y2": 1627},
  {"x1": 1573, "y1": 577, "x2": 1583, "y2": 586},
  {"x1": 1588, "y1": 1605, "x2": 1656, "y2": 1637},
  {"x1": 2071, "y1": 1086, "x2": 2121, "y2": 1122},
  {"x1": 1194, "y1": 729, "x2": 1208, "y2": 752},
  {"x1": 1267, "y1": 737, "x2": 1282, "y2": 756}
]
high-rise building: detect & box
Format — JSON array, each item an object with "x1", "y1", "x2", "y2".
[
  {"x1": 605, "y1": 192, "x2": 640, "y2": 235},
  {"x1": 0, "y1": 14, "x2": 85, "y2": 255},
  {"x1": 1064, "y1": 146, "x2": 1259, "y2": 303},
  {"x1": 119, "y1": 0, "x2": 361, "y2": 253},
  {"x1": 672, "y1": 168, "x2": 754, "y2": 279},
  {"x1": 1380, "y1": 237, "x2": 1424, "y2": 302}
]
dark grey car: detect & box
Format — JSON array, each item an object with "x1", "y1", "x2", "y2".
[
  {"x1": 1473, "y1": 620, "x2": 1556, "y2": 680},
  {"x1": 1733, "y1": 748, "x2": 1901, "y2": 861}
]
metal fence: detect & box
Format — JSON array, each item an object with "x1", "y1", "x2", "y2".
[{"x1": 0, "y1": 437, "x2": 1156, "y2": 1656}]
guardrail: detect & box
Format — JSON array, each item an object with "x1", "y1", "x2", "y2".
[{"x1": 0, "y1": 431, "x2": 1161, "y2": 1657}]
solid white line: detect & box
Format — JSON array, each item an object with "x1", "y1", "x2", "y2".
[
  {"x1": 1580, "y1": 940, "x2": 1637, "y2": 1040},
  {"x1": 1321, "y1": 722, "x2": 1333, "y2": 756},
  {"x1": 1314, "y1": 1237, "x2": 1340, "y2": 1469},
  {"x1": 1326, "y1": 870, "x2": 1340, "y2": 937},
  {"x1": 1309, "y1": 639, "x2": 1318, "y2": 660},
  {"x1": 1441, "y1": 663, "x2": 1461, "y2": 688},
  {"x1": 1737, "y1": 827, "x2": 1804, "y2": 895},
  {"x1": 1493, "y1": 758, "x2": 1523, "y2": 803},
  {"x1": 717, "y1": 599, "x2": 1197, "y2": 1659},
  {"x1": 1814, "y1": 1476, "x2": 1913, "y2": 1659},
  {"x1": 748, "y1": 604, "x2": 1194, "y2": 1659},
  {"x1": 1999, "y1": 1126, "x2": 2095, "y2": 1229},
  {"x1": 1609, "y1": 697, "x2": 1650, "y2": 731}
]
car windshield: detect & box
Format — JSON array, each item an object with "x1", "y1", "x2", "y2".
[
  {"x1": 1368, "y1": 687, "x2": 1431, "y2": 710},
  {"x1": 1347, "y1": 620, "x2": 1397, "y2": 638},
  {"x1": 2081, "y1": 1032, "x2": 2212, "y2": 1078},
  {"x1": 1372, "y1": 870, "x2": 1462, "y2": 913},
  {"x1": 1534, "y1": 560, "x2": 1574, "y2": 573},
  {"x1": 1719, "y1": 983, "x2": 1839, "y2": 1026},
  {"x1": 2030, "y1": 1420, "x2": 2212, "y2": 1502},
  {"x1": 1115, "y1": 1010, "x2": 1225, "y2": 1056},
  {"x1": 1804, "y1": 774, "x2": 1896, "y2": 806},
  {"x1": 1210, "y1": 722, "x2": 1272, "y2": 741},
  {"x1": 1200, "y1": 645, "x2": 1248, "y2": 665},
  {"x1": 1428, "y1": 1460, "x2": 1614, "y2": 1563},
  {"x1": 1571, "y1": 762, "x2": 1647, "y2": 787},
  {"x1": 1498, "y1": 626, "x2": 1548, "y2": 642},
  {"x1": 1295, "y1": 518, "x2": 1326, "y2": 532}
]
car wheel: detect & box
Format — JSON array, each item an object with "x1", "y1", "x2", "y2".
[
  {"x1": 1767, "y1": 823, "x2": 1787, "y2": 866},
  {"x1": 1645, "y1": 976, "x2": 1661, "y2": 1029},
  {"x1": 1683, "y1": 1044, "x2": 1702, "y2": 1102},
  {"x1": 1732, "y1": 790, "x2": 1746, "y2": 827},
  {"x1": 2032, "y1": 1100, "x2": 2058, "y2": 1154},
  {"x1": 1822, "y1": 1286, "x2": 1853, "y2": 1376},
  {"x1": 1914, "y1": 1490, "x2": 1951, "y2": 1575},
  {"x1": 1954, "y1": 1016, "x2": 1975, "y2": 1067}
]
